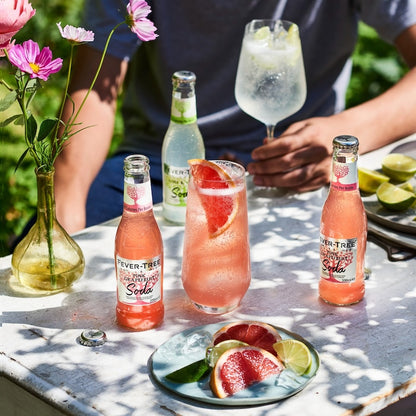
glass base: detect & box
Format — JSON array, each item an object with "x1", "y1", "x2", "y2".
[
  {"x1": 319, "y1": 295, "x2": 363, "y2": 307},
  {"x1": 191, "y1": 300, "x2": 239, "y2": 315}
]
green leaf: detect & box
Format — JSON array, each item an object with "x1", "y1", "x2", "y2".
[
  {"x1": 27, "y1": 115, "x2": 37, "y2": 144},
  {"x1": 26, "y1": 78, "x2": 40, "y2": 94},
  {"x1": 165, "y1": 359, "x2": 210, "y2": 383},
  {"x1": 38, "y1": 118, "x2": 58, "y2": 141},
  {"x1": 0, "y1": 91, "x2": 17, "y2": 111},
  {"x1": 13, "y1": 114, "x2": 24, "y2": 126},
  {"x1": 14, "y1": 149, "x2": 30, "y2": 172},
  {"x1": 0, "y1": 114, "x2": 21, "y2": 128}
]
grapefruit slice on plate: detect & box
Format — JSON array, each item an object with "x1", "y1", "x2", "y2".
[
  {"x1": 188, "y1": 159, "x2": 238, "y2": 238},
  {"x1": 212, "y1": 321, "x2": 282, "y2": 355},
  {"x1": 210, "y1": 346, "x2": 284, "y2": 398}
]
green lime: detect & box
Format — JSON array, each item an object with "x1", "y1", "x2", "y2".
[
  {"x1": 206, "y1": 339, "x2": 249, "y2": 367},
  {"x1": 286, "y1": 23, "x2": 298, "y2": 43},
  {"x1": 358, "y1": 167, "x2": 390, "y2": 194},
  {"x1": 399, "y1": 181, "x2": 414, "y2": 192},
  {"x1": 273, "y1": 339, "x2": 312, "y2": 376},
  {"x1": 382, "y1": 153, "x2": 416, "y2": 182},
  {"x1": 253, "y1": 26, "x2": 271, "y2": 41},
  {"x1": 376, "y1": 182, "x2": 416, "y2": 212},
  {"x1": 165, "y1": 358, "x2": 210, "y2": 383}
]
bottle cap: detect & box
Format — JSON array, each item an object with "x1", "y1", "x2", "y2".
[
  {"x1": 333, "y1": 135, "x2": 359, "y2": 149},
  {"x1": 78, "y1": 329, "x2": 107, "y2": 347},
  {"x1": 172, "y1": 70, "x2": 196, "y2": 83}
]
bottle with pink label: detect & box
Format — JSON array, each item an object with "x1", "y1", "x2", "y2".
[
  {"x1": 319, "y1": 135, "x2": 367, "y2": 305},
  {"x1": 115, "y1": 155, "x2": 164, "y2": 330}
]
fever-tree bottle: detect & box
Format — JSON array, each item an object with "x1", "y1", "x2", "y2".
[
  {"x1": 115, "y1": 155, "x2": 164, "y2": 330},
  {"x1": 162, "y1": 71, "x2": 205, "y2": 224},
  {"x1": 319, "y1": 135, "x2": 367, "y2": 306}
]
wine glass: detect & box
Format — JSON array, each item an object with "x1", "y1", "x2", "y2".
[{"x1": 235, "y1": 19, "x2": 307, "y2": 141}]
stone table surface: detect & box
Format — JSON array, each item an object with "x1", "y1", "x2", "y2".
[{"x1": 1, "y1": 137, "x2": 416, "y2": 416}]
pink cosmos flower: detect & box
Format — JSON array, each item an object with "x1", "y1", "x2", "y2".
[
  {"x1": 126, "y1": 0, "x2": 158, "y2": 41},
  {"x1": 8, "y1": 40, "x2": 63, "y2": 81},
  {"x1": 57, "y1": 22, "x2": 94, "y2": 44},
  {"x1": 0, "y1": 0, "x2": 36, "y2": 56}
]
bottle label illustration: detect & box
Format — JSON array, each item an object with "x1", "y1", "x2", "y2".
[
  {"x1": 331, "y1": 161, "x2": 358, "y2": 191},
  {"x1": 116, "y1": 255, "x2": 162, "y2": 305},
  {"x1": 163, "y1": 163, "x2": 189, "y2": 207},
  {"x1": 319, "y1": 235, "x2": 358, "y2": 283},
  {"x1": 123, "y1": 182, "x2": 152, "y2": 212},
  {"x1": 171, "y1": 97, "x2": 197, "y2": 124}
]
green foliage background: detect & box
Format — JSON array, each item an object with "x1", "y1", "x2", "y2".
[{"x1": 0, "y1": 3, "x2": 408, "y2": 257}]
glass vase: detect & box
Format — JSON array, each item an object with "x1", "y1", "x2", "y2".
[{"x1": 11, "y1": 168, "x2": 85, "y2": 292}]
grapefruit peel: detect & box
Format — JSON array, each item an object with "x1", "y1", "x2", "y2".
[
  {"x1": 210, "y1": 346, "x2": 284, "y2": 398},
  {"x1": 188, "y1": 159, "x2": 239, "y2": 238}
]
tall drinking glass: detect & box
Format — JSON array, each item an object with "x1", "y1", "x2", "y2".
[
  {"x1": 181, "y1": 160, "x2": 251, "y2": 314},
  {"x1": 235, "y1": 19, "x2": 307, "y2": 141}
]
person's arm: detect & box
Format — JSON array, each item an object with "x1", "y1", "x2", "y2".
[
  {"x1": 54, "y1": 45, "x2": 128, "y2": 233},
  {"x1": 248, "y1": 23, "x2": 416, "y2": 192}
]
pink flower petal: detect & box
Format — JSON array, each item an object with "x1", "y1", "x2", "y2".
[
  {"x1": 0, "y1": 0, "x2": 36, "y2": 48},
  {"x1": 126, "y1": 0, "x2": 158, "y2": 41},
  {"x1": 57, "y1": 22, "x2": 94, "y2": 44},
  {"x1": 8, "y1": 39, "x2": 62, "y2": 81}
]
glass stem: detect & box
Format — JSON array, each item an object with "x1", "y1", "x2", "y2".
[{"x1": 266, "y1": 124, "x2": 276, "y2": 143}]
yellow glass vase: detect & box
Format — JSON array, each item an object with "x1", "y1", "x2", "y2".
[{"x1": 11, "y1": 168, "x2": 85, "y2": 292}]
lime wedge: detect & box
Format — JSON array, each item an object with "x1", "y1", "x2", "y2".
[
  {"x1": 206, "y1": 340, "x2": 249, "y2": 367},
  {"x1": 273, "y1": 339, "x2": 312, "y2": 376},
  {"x1": 254, "y1": 26, "x2": 271, "y2": 41},
  {"x1": 382, "y1": 153, "x2": 416, "y2": 182},
  {"x1": 165, "y1": 359, "x2": 210, "y2": 383},
  {"x1": 286, "y1": 23, "x2": 299, "y2": 44},
  {"x1": 399, "y1": 181, "x2": 414, "y2": 192},
  {"x1": 358, "y1": 167, "x2": 390, "y2": 194},
  {"x1": 376, "y1": 182, "x2": 416, "y2": 211}
]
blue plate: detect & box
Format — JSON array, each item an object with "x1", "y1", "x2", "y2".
[{"x1": 150, "y1": 322, "x2": 320, "y2": 406}]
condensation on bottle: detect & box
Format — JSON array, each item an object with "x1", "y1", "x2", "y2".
[
  {"x1": 319, "y1": 135, "x2": 367, "y2": 306},
  {"x1": 161, "y1": 70, "x2": 205, "y2": 224}
]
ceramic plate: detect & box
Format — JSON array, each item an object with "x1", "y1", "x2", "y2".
[
  {"x1": 150, "y1": 322, "x2": 320, "y2": 406},
  {"x1": 362, "y1": 141, "x2": 416, "y2": 235}
]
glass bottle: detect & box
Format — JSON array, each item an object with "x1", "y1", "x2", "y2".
[
  {"x1": 162, "y1": 70, "x2": 205, "y2": 224},
  {"x1": 319, "y1": 135, "x2": 367, "y2": 305},
  {"x1": 11, "y1": 168, "x2": 85, "y2": 292},
  {"x1": 115, "y1": 155, "x2": 164, "y2": 330}
]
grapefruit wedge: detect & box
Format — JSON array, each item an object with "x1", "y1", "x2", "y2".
[
  {"x1": 212, "y1": 321, "x2": 282, "y2": 355},
  {"x1": 210, "y1": 346, "x2": 284, "y2": 398},
  {"x1": 188, "y1": 159, "x2": 238, "y2": 238}
]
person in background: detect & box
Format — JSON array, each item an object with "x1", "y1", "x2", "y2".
[{"x1": 54, "y1": 0, "x2": 416, "y2": 233}]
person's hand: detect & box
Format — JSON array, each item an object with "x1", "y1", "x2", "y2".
[{"x1": 247, "y1": 117, "x2": 341, "y2": 192}]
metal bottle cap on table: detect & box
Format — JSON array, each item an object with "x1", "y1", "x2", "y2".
[{"x1": 78, "y1": 329, "x2": 107, "y2": 347}]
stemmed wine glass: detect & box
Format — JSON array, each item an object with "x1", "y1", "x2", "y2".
[{"x1": 235, "y1": 19, "x2": 307, "y2": 141}]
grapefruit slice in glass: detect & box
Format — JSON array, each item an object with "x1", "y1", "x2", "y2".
[{"x1": 188, "y1": 159, "x2": 238, "y2": 238}]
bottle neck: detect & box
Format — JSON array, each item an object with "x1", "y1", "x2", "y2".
[
  {"x1": 36, "y1": 168, "x2": 56, "y2": 216},
  {"x1": 329, "y1": 152, "x2": 358, "y2": 192}
]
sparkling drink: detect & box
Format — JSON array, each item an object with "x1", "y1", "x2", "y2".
[
  {"x1": 235, "y1": 20, "x2": 306, "y2": 137},
  {"x1": 162, "y1": 71, "x2": 205, "y2": 224},
  {"x1": 181, "y1": 160, "x2": 251, "y2": 314},
  {"x1": 319, "y1": 136, "x2": 367, "y2": 305},
  {"x1": 115, "y1": 155, "x2": 164, "y2": 330}
]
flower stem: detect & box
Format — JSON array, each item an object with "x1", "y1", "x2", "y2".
[
  {"x1": 16, "y1": 75, "x2": 41, "y2": 167},
  {"x1": 38, "y1": 169, "x2": 57, "y2": 287}
]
